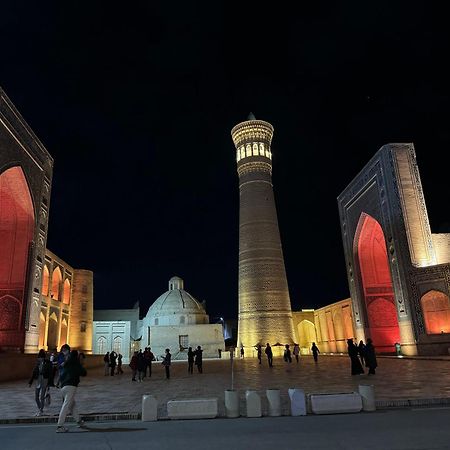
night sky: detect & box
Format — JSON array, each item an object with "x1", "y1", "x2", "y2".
[{"x1": 2, "y1": 2, "x2": 449, "y2": 320}]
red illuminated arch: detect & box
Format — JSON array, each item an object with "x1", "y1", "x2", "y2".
[
  {"x1": 0, "y1": 166, "x2": 34, "y2": 348},
  {"x1": 355, "y1": 213, "x2": 400, "y2": 351},
  {"x1": 42, "y1": 265, "x2": 50, "y2": 296},
  {"x1": 421, "y1": 290, "x2": 450, "y2": 334},
  {"x1": 63, "y1": 279, "x2": 71, "y2": 304},
  {"x1": 51, "y1": 267, "x2": 62, "y2": 301}
]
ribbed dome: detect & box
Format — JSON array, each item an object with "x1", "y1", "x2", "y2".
[{"x1": 147, "y1": 276, "x2": 207, "y2": 319}]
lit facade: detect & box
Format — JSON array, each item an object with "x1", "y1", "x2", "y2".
[
  {"x1": 231, "y1": 114, "x2": 295, "y2": 351},
  {"x1": 338, "y1": 144, "x2": 450, "y2": 355},
  {"x1": 93, "y1": 277, "x2": 224, "y2": 361},
  {"x1": 0, "y1": 86, "x2": 93, "y2": 353}
]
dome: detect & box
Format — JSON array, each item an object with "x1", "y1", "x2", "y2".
[{"x1": 146, "y1": 277, "x2": 209, "y2": 326}]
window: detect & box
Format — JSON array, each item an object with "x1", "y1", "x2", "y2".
[
  {"x1": 81, "y1": 302, "x2": 87, "y2": 312},
  {"x1": 154, "y1": 318, "x2": 159, "y2": 326},
  {"x1": 82, "y1": 285, "x2": 88, "y2": 294},
  {"x1": 252, "y1": 142, "x2": 258, "y2": 155},
  {"x1": 259, "y1": 143, "x2": 265, "y2": 156},
  {"x1": 179, "y1": 316, "x2": 185, "y2": 324},
  {"x1": 80, "y1": 321, "x2": 86, "y2": 333},
  {"x1": 179, "y1": 335, "x2": 189, "y2": 349},
  {"x1": 113, "y1": 336, "x2": 122, "y2": 354},
  {"x1": 97, "y1": 336, "x2": 106, "y2": 354},
  {"x1": 246, "y1": 144, "x2": 252, "y2": 157}
]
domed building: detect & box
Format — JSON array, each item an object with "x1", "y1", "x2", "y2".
[
  {"x1": 93, "y1": 276, "x2": 225, "y2": 362},
  {"x1": 141, "y1": 277, "x2": 224, "y2": 360}
]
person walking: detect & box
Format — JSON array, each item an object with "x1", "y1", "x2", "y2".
[
  {"x1": 358, "y1": 340, "x2": 366, "y2": 367},
  {"x1": 129, "y1": 351, "x2": 138, "y2": 381},
  {"x1": 109, "y1": 351, "x2": 117, "y2": 376},
  {"x1": 240, "y1": 345, "x2": 245, "y2": 358},
  {"x1": 162, "y1": 348, "x2": 171, "y2": 379},
  {"x1": 293, "y1": 343, "x2": 300, "y2": 363},
  {"x1": 365, "y1": 338, "x2": 378, "y2": 375},
  {"x1": 103, "y1": 352, "x2": 110, "y2": 376},
  {"x1": 311, "y1": 342, "x2": 320, "y2": 363},
  {"x1": 284, "y1": 344, "x2": 292, "y2": 363},
  {"x1": 187, "y1": 347, "x2": 194, "y2": 374},
  {"x1": 256, "y1": 344, "x2": 262, "y2": 364},
  {"x1": 116, "y1": 353, "x2": 124, "y2": 374},
  {"x1": 56, "y1": 349, "x2": 87, "y2": 433},
  {"x1": 29, "y1": 349, "x2": 53, "y2": 416},
  {"x1": 194, "y1": 345, "x2": 203, "y2": 373},
  {"x1": 347, "y1": 339, "x2": 364, "y2": 375},
  {"x1": 265, "y1": 343, "x2": 273, "y2": 367}
]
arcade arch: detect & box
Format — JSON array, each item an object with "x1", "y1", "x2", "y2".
[
  {"x1": 51, "y1": 267, "x2": 62, "y2": 300},
  {"x1": 420, "y1": 290, "x2": 450, "y2": 334}
]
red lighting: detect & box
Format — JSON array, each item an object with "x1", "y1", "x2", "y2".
[
  {"x1": 0, "y1": 167, "x2": 34, "y2": 349},
  {"x1": 356, "y1": 214, "x2": 401, "y2": 351}
]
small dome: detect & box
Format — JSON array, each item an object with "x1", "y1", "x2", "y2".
[{"x1": 147, "y1": 277, "x2": 207, "y2": 319}]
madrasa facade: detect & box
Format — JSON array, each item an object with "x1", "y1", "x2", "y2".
[
  {"x1": 92, "y1": 276, "x2": 225, "y2": 363},
  {"x1": 0, "y1": 86, "x2": 93, "y2": 354}
]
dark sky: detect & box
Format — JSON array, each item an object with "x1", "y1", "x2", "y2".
[{"x1": 1, "y1": 2, "x2": 449, "y2": 320}]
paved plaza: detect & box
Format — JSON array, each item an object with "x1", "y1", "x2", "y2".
[{"x1": 1, "y1": 356, "x2": 450, "y2": 420}]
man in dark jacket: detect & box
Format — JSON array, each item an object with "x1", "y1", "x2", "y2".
[
  {"x1": 194, "y1": 346, "x2": 203, "y2": 373},
  {"x1": 56, "y1": 348, "x2": 87, "y2": 433},
  {"x1": 29, "y1": 349, "x2": 53, "y2": 416}
]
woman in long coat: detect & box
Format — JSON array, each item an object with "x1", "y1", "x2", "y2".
[
  {"x1": 365, "y1": 338, "x2": 378, "y2": 374},
  {"x1": 347, "y1": 339, "x2": 364, "y2": 375}
]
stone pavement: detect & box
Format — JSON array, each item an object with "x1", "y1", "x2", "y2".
[{"x1": 1, "y1": 355, "x2": 450, "y2": 420}]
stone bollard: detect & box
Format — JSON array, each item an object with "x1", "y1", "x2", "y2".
[
  {"x1": 266, "y1": 389, "x2": 281, "y2": 417},
  {"x1": 225, "y1": 390, "x2": 240, "y2": 418},
  {"x1": 288, "y1": 388, "x2": 307, "y2": 416},
  {"x1": 358, "y1": 384, "x2": 376, "y2": 412},
  {"x1": 246, "y1": 390, "x2": 262, "y2": 417},
  {"x1": 142, "y1": 394, "x2": 158, "y2": 421}
]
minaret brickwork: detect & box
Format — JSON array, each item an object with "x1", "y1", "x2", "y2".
[{"x1": 231, "y1": 114, "x2": 295, "y2": 350}]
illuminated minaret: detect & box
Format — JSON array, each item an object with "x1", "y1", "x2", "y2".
[{"x1": 231, "y1": 113, "x2": 295, "y2": 351}]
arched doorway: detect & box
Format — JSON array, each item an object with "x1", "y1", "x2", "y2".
[
  {"x1": 355, "y1": 213, "x2": 400, "y2": 352},
  {"x1": 421, "y1": 290, "x2": 450, "y2": 334},
  {"x1": 297, "y1": 320, "x2": 317, "y2": 354},
  {"x1": 0, "y1": 166, "x2": 35, "y2": 349},
  {"x1": 47, "y1": 311, "x2": 59, "y2": 350}
]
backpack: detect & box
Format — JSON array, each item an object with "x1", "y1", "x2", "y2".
[{"x1": 40, "y1": 360, "x2": 53, "y2": 379}]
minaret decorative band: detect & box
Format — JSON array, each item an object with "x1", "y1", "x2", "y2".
[{"x1": 231, "y1": 114, "x2": 295, "y2": 349}]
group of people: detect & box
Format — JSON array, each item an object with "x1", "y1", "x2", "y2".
[
  {"x1": 128, "y1": 347, "x2": 156, "y2": 381},
  {"x1": 127, "y1": 345, "x2": 205, "y2": 381},
  {"x1": 347, "y1": 338, "x2": 377, "y2": 375},
  {"x1": 103, "y1": 351, "x2": 123, "y2": 376},
  {"x1": 252, "y1": 342, "x2": 321, "y2": 367},
  {"x1": 28, "y1": 344, "x2": 87, "y2": 433}
]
